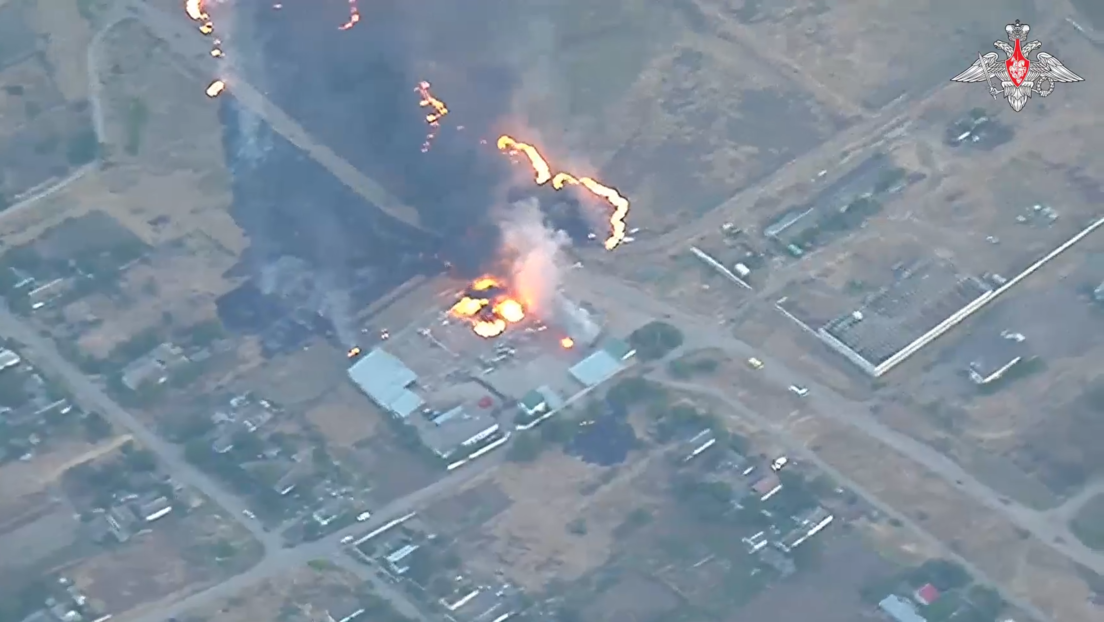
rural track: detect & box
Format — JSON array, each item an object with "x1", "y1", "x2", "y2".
[
  {"x1": 566, "y1": 269, "x2": 1104, "y2": 618},
  {"x1": 125, "y1": 0, "x2": 433, "y2": 238}
]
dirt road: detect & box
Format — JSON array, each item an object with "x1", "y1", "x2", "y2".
[
  {"x1": 126, "y1": 0, "x2": 431, "y2": 237},
  {"x1": 564, "y1": 269, "x2": 1104, "y2": 576}
]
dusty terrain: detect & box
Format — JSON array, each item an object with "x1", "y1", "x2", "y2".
[
  {"x1": 461, "y1": 449, "x2": 659, "y2": 592},
  {"x1": 675, "y1": 360, "x2": 1103, "y2": 622},
  {"x1": 179, "y1": 564, "x2": 370, "y2": 622},
  {"x1": 305, "y1": 382, "x2": 382, "y2": 449}
]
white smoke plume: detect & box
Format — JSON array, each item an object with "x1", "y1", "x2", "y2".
[{"x1": 497, "y1": 198, "x2": 570, "y2": 316}]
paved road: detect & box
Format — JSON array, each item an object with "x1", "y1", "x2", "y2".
[
  {"x1": 0, "y1": 306, "x2": 281, "y2": 551},
  {"x1": 565, "y1": 270, "x2": 1104, "y2": 575},
  {"x1": 608, "y1": 13, "x2": 1071, "y2": 260},
  {"x1": 1047, "y1": 478, "x2": 1104, "y2": 522},
  {"x1": 119, "y1": 450, "x2": 501, "y2": 622},
  {"x1": 126, "y1": 0, "x2": 431, "y2": 236},
  {"x1": 646, "y1": 372, "x2": 1054, "y2": 622}
]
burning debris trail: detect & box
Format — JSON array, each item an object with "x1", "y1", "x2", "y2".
[
  {"x1": 449, "y1": 277, "x2": 526, "y2": 338},
  {"x1": 496, "y1": 136, "x2": 552, "y2": 184},
  {"x1": 497, "y1": 136, "x2": 631, "y2": 250},
  {"x1": 416, "y1": 81, "x2": 448, "y2": 153},
  {"x1": 338, "y1": 0, "x2": 361, "y2": 30},
  {"x1": 551, "y1": 174, "x2": 630, "y2": 251},
  {"x1": 183, "y1": 0, "x2": 224, "y2": 95}
]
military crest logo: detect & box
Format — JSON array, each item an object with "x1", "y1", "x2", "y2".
[{"x1": 951, "y1": 20, "x2": 1083, "y2": 112}]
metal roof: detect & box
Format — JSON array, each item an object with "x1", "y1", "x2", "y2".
[
  {"x1": 878, "y1": 596, "x2": 927, "y2": 622},
  {"x1": 348, "y1": 348, "x2": 422, "y2": 418},
  {"x1": 519, "y1": 389, "x2": 546, "y2": 411},
  {"x1": 569, "y1": 350, "x2": 624, "y2": 387},
  {"x1": 420, "y1": 406, "x2": 499, "y2": 458},
  {"x1": 601, "y1": 337, "x2": 636, "y2": 361}
]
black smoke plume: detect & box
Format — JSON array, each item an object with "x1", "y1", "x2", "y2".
[{"x1": 219, "y1": 0, "x2": 521, "y2": 286}]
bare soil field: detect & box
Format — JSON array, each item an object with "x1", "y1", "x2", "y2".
[
  {"x1": 460, "y1": 449, "x2": 660, "y2": 592},
  {"x1": 305, "y1": 382, "x2": 382, "y2": 449},
  {"x1": 183, "y1": 564, "x2": 367, "y2": 622}
]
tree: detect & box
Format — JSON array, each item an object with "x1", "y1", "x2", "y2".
[
  {"x1": 874, "y1": 167, "x2": 907, "y2": 193},
  {"x1": 211, "y1": 539, "x2": 236, "y2": 560},
  {"x1": 675, "y1": 477, "x2": 735, "y2": 522},
  {"x1": 628, "y1": 321, "x2": 684, "y2": 360},
  {"x1": 124, "y1": 98, "x2": 149, "y2": 155},
  {"x1": 911, "y1": 558, "x2": 971, "y2": 591},
  {"x1": 539, "y1": 416, "x2": 576, "y2": 445},
  {"x1": 124, "y1": 447, "x2": 158, "y2": 472},
  {"x1": 607, "y1": 376, "x2": 666, "y2": 406},
  {"x1": 188, "y1": 319, "x2": 225, "y2": 347},
  {"x1": 506, "y1": 433, "x2": 544, "y2": 462},
  {"x1": 0, "y1": 371, "x2": 29, "y2": 408},
  {"x1": 966, "y1": 584, "x2": 1005, "y2": 620},
  {"x1": 66, "y1": 128, "x2": 99, "y2": 165}
]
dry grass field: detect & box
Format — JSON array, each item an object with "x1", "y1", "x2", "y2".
[{"x1": 462, "y1": 449, "x2": 661, "y2": 592}]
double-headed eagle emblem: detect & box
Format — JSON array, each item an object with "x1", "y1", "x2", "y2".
[{"x1": 951, "y1": 20, "x2": 1083, "y2": 112}]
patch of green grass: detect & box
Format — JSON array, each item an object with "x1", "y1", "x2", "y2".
[
  {"x1": 1070, "y1": 494, "x2": 1104, "y2": 551},
  {"x1": 124, "y1": 98, "x2": 149, "y2": 155}
]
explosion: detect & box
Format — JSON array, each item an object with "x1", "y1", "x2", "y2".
[
  {"x1": 338, "y1": 0, "x2": 361, "y2": 30},
  {"x1": 497, "y1": 136, "x2": 630, "y2": 250},
  {"x1": 416, "y1": 81, "x2": 448, "y2": 153},
  {"x1": 449, "y1": 276, "x2": 527, "y2": 338}
]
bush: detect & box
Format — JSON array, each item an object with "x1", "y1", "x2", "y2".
[
  {"x1": 607, "y1": 376, "x2": 666, "y2": 406},
  {"x1": 966, "y1": 584, "x2": 1005, "y2": 620},
  {"x1": 539, "y1": 416, "x2": 576, "y2": 445},
  {"x1": 66, "y1": 128, "x2": 99, "y2": 165},
  {"x1": 910, "y1": 558, "x2": 971, "y2": 591},
  {"x1": 506, "y1": 433, "x2": 544, "y2": 463},
  {"x1": 82, "y1": 411, "x2": 113, "y2": 441},
  {"x1": 628, "y1": 321, "x2": 684, "y2": 360}
]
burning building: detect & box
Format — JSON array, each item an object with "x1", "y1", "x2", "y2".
[{"x1": 448, "y1": 276, "x2": 526, "y2": 338}]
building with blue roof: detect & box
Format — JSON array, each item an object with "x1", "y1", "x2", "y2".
[
  {"x1": 878, "y1": 595, "x2": 928, "y2": 622},
  {"x1": 568, "y1": 338, "x2": 636, "y2": 388},
  {"x1": 347, "y1": 348, "x2": 424, "y2": 419}
]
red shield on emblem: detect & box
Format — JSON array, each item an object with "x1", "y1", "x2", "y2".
[{"x1": 1006, "y1": 38, "x2": 1030, "y2": 86}]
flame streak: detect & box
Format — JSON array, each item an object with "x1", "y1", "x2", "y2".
[
  {"x1": 184, "y1": 0, "x2": 224, "y2": 90},
  {"x1": 339, "y1": 0, "x2": 361, "y2": 30},
  {"x1": 449, "y1": 277, "x2": 526, "y2": 338},
  {"x1": 185, "y1": 0, "x2": 207, "y2": 21},
  {"x1": 499, "y1": 137, "x2": 630, "y2": 250},
  {"x1": 496, "y1": 137, "x2": 552, "y2": 184},
  {"x1": 416, "y1": 81, "x2": 449, "y2": 152}
]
